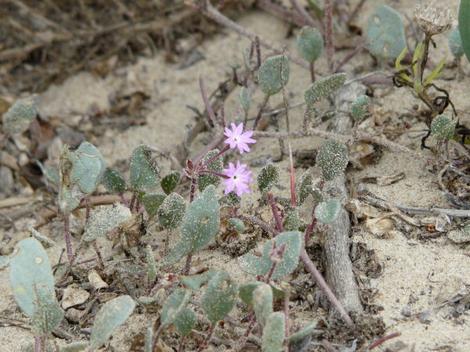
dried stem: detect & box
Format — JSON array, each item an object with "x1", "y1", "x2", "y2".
[
  {"x1": 347, "y1": 0, "x2": 367, "y2": 25},
  {"x1": 368, "y1": 332, "x2": 401, "y2": 350},
  {"x1": 289, "y1": 0, "x2": 318, "y2": 29},
  {"x1": 299, "y1": 249, "x2": 354, "y2": 327},
  {"x1": 309, "y1": 61, "x2": 315, "y2": 82},
  {"x1": 324, "y1": 0, "x2": 335, "y2": 72},
  {"x1": 197, "y1": 324, "x2": 215, "y2": 352}
]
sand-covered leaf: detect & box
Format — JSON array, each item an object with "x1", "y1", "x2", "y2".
[
  {"x1": 198, "y1": 149, "x2": 223, "y2": 191},
  {"x1": 262, "y1": 312, "x2": 285, "y2": 352},
  {"x1": 351, "y1": 95, "x2": 371, "y2": 121},
  {"x1": 83, "y1": 204, "x2": 132, "y2": 241},
  {"x1": 9, "y1": 238, "x2": 63, "y2": 333},
  {"x1": 258, "y1": 55, "x2": 290, "y2": 96},
  {"x1": 161, "y1": 288, "x2": 191, "y2": 327},
  {"x1": 130, "y1": 145, "x2": 159, "y2": 192},
  {"x1": 431, "y1": 115, "x2": 456, "y2": 140},
  {"x1": 253, "y1": 284, "x2": 273, "y2": 327},
  {"x1": 181, "y1": 271, "x2": 215, "y2": 290},
  {"x1": 305, "y1": 73, "x2": 346, "y2": 107},
  {"x1": 201, "y1": 271, "x2": 238, "y2": 324},
  {"x1": 316, "y1": 140, "x2": 348, "y2": 181},
  {"x1": 70, "y1": 142, "x2": 106, "y2": 194},
  {"x1": 239, "y1": 86, "x2": 252, "y2": 112},
  {"x1": 238, "y1": 231, "x2": 302, "y2": 280},
  {"x1": 257, "y1": 164, "x2": 279, "y2": 193},
  {"x1": 142, "y1": 193, "x2": 166, "y2": 218},
  {"x1": 158, "y1": 193, "x2": 186, "y2": 230},
  {"x1": 239, "y1": 281, "x2": 263, "y2": 306},
  {"x1": 2, "y1": 97, "x2": 37, "y2": 134},
  {"x1": 90, "y1": 295, "x2": 136, "y2": 349},
  {"x1": 228, "y1": 218, "x2": 245, "y2": 233},
  {"x1": 180, "y1": 185, "x2": 220, "y2": 252},
  {"x1": 161, "y1": 171, "x2": 180, "y2": 195},
  {"x1": 174, "y1": 307, "x2": 196, "y2": 337},
  {"x1": 102, "y1": 168, "x2": 126, "y2": 193},
  {"x1": 315, "y1": 199, "x2": 341, "y2": 224}
]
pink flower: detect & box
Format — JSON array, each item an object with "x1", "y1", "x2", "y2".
[
  {"x1": 224, "y1": 122, "x2": 256, "y2": 154},
  {"x1": 223, "y1": 161, "x2": 252, "y2": 196}
]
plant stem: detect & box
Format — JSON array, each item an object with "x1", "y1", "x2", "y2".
[
  {"x1": 324, "y1": 0, "x2": 334, "y2": 72},
  {"x1": 288, "y1": 143, "x2": 297, "y2": 207},
  {"x1": 178, "y1": 336, "x2": 186, "y2": 352},
  {"x1": 309, "y1": 61, "x2": 315, "y2": 82},
  {"x1": 347, "y1": 0, "x2": 366, "y2": 25},
  {"x1": 267, "y1": 192, "x2": 283, "y2": 232},
  {"x1": 289, "y1": 0, "x2": 318, "y2": 28},
  {"x1": 63, "y1": 213, "x2": 74, "y2": 264},
  {"x1": 368, "y1": 332, "x2": 401, "y2": 350},
  {"x1": 299, "y1": 249, "x2": 353, "y2": 327},
  {"x1": 253, "y1": 94, "x2": 270, "y2": 130},
  {"x1": 34, "y1": 336, "x2": 44, "y2": 352},
  {"x1": 183, "y1": 253, "x2": 193, "y2": 275}
]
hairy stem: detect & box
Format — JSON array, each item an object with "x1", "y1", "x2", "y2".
[{"x1": 267, "y1": 192, "x2": 283, "y2": 232}]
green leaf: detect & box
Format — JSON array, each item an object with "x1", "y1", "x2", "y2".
[
  {"x1": 262, "y1": 312, "x2": 285, "y2": 352},
  {"x1": 102, "y1": 168, "x2": 126, "y2": 193},
  {"x1": 181, "y1": 185, "x2": 220, "y2": 253},
  {"x1": 239, "y1": 86, "x2": 252, "y2": 113},
  {"x1": 316, "y1": 140, "x2": 349, "y2": 181},
  {"x1": 238, "y1": 231, "x2": 302, "y2": 280},
  {"x1": 239, "y1": 282, "x2": 264, "y2": 306},
  {"x1": 283, "y1": 208, "x2": 301, "y2": 231},
  {"x1": 9, "y1": 238, "x2": 62, "y2": 333},
  {"x1": 83, "y1": 204, "x2": 132, "y2": 242},
  {"x1": 142, "y1": 193, "x2": 166, "y2": 218},
  {"x1": 351, "y1": 95, "x2": 371, "y2": 121},
  {"x1": 90, "y1": 295, "x2": 136, "y2": 349},
  {"x1": 431, "y1": 115, "x2": 456, "y2": 140},
  {"x1": 161, "y1": 288, "x2": 191, "y2": 327},
  {"x1": 257, "y1": 164, "x2": 280, "y2": 193},
  {"x1": 31, "y1": 285, "x2": 64, "y2": 335},
  {"x1": 2, "y1": 97, "x2": 37, "y2": 135},
  {"x1": 366, "y1": 5, "x2": 407, "y2": 60},
  {"x1": 258, "y1": 55, "x2": 290, "y2": 96},
  {"x1": 145, "y1": 245, "x2": 157, "y2": 284},
  {"x1": 201, "y1": 271, "x2": 238, "y2": 324},
  {"x1": 161, "y1": 171, "x2": 181, "y2": 195},
  {"x1": 459, "y1": 0, "x2": 470, "y2": 62},
  {"x1": 253, "y1": 284, "x2": 273, "y2": 327},
  {"x1": 449, "y1": 27, "x2": 464, "y2": 58},
  {"x1": 228, "y1": 218, "x2": 245, "y2": 234},
  {"x1": 70, "y1": 142, "x2": 106, "y2": 194},
  {"x1": 174, "y1": 307, "x2": 197, "y2": 337},
  {"x1": 304, "y1": 73, "x2": 346, "y2": 107},
  {"x1": 158, "y1": 193, "x2": 186, "y2": 230},
  {"x1": 198, "y1": 149, "x2": 223, "y2": 191},
  {"x1": 288, "y1": 323, "x2": 318, "y2": 352},
  {"x1": 297, "y1": 26, "x2": 324, "y2": 63},
  {"x1": 315, "y1": 199, "x2": 341, "y2": 224},
  {"x1": 144, "y1": 323, "x2": 153, "y2": 352},
  {"x1": 181, "y1": 271, "x2": 215, "y2": 290},
  {"x1": 130, "y1": 145, "x2": 159, "y2": 192}
]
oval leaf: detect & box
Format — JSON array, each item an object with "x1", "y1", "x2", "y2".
[
  {"x1": 262, "y1": 312, "x2": 285, "y2": 352},
  {"x1": 70, "y1": 142, "x2": 106, "y2": 194},
  {"x1": 253, "y1": 284, "x2": 273, "y2": 327},
  {"x1": 2, "y1": 97, "x2": 37, "y2": 135},
  {"x1": 297, "y1": 26, "x2": 324, "y2": 63},
  {"x1": 102, "y1": 168, "x2": 126, "y2": 194},
  {"x1": 201, "y1": 271, "x2": 238, "y2": 324},
  {"x1": 83, "y1": 204, "x2": 132, "y2": 242},
  {"x1": 161, "y1": 288, "x2": 191, "y2": 327},
  {"x1": 158, "y1": 193, "x2": 186, "y2": 230},
  {"x1": 9, "y1": 238, "x2": 63, "y2": 333},
  {"x1": 130, "y1": 145, "x2": 159, "y2": 192},
  {"x1": 258, "y1": 55, "x2": 290, "y2": 96},
  {"x1": 304, "y1": 73, "x2": 346, "y2": 107},
  {"x1": 459, "y1": 0, "x2": 470, "y2": 62},
  {"x1": 90, "y1": 295, "x2": 136, "y2": 349},
  {"x1": 161, "y1": 171, "x2": 181, "y2": 195},
  {"x1": 316, "y1": 140, "x2": 349, "y2": 181},
  {"x1": 174, "y1": 307, "x2": 196, "y2": 337}
]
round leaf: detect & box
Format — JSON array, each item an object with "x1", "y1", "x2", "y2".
[
  {"x1": 158, "y1": 193, "x2": 186, "y2": 230},
  {"x1": 201, "y1": 271, "x2": 238, "y2": 324},
  {"x1": 130, "y1": 145, "x2": 159, "y2": 192},
  {"x1": 161, "y1": 171, "x2": 181, "y2": 195},
  {"x1": 315, "y1": 199, "x2": 341, "y2": 224},
  {"x1": 102, "y1": 168, "x2": 126, "y2": 193},
  {"x1": 70, "y1": 142, "x2": 106, "y2": 194},
  {"x1": 174, "y1": 307, "x2": 196, "y2": 337}
]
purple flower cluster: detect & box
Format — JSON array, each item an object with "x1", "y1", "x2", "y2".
[{"x1": 222, "y1": 123, "x2": 255, "y2": 197}]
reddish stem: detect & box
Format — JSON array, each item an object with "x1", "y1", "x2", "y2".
[
  {"x1": 368, "y1": 332, "x2": 401, "y2": 350},
  {"x1": 324, "y1": 0, "x2": 334, "y2": 72},
  {"x1": 199, "y1": 76, "x2": 216, "y2": 128},
  {"x1": 267, "y1": 192, "x2": 283, "y2": 232}
]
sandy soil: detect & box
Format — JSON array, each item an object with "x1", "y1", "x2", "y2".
[{"x1": 1, "y1": 0, "x2": 470, "y2": 351}]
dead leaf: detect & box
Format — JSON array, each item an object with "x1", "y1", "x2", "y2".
[
  {"x1": 366, "y1": 216, "x2": 395, "y2": 237},
  {"x1": 62, "y1": 284, "x2": 90, "y2": 309}
]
